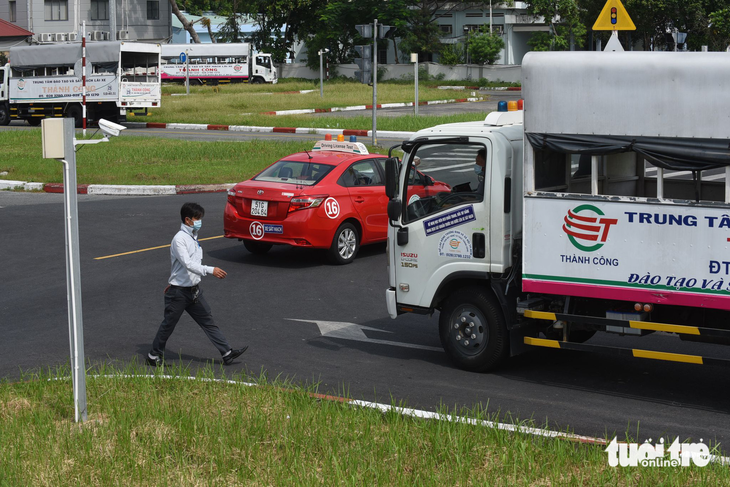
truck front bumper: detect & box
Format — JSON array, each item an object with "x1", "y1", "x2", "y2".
[{"x1": 386, "y1": 288, "x2": 397, "y2": 319}]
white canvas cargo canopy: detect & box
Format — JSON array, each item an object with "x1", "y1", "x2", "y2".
[
  {"x1": 9, "y1": 41, "x2": 160, "y2": 70},
  {"x1": 522, "y1": 52, "x2": 730, "y2": 171}
]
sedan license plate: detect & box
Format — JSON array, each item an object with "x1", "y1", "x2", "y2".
[{"x1": 251, "y1": 200, "x2": 268, "y2": 217}]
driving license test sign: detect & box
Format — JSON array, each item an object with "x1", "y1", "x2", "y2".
[
  {"x1": 522, "y1": 196, "x2": 730, "y2": 310},
  {"x1": 593, "y1": 0, "x2": 635, "y2": 30}
]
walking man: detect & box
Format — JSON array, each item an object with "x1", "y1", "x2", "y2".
[{"x1": 147, "y1": 202, "x2": 247, "y2": 366}]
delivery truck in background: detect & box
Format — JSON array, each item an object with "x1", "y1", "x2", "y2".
[
  {"x1": 160, "y1": 43, "x2": 277, "y2": 84},
  {"x1": 0, "y1": 41, "x2": 161, "y2": 127},
  {"x1": 383, "y1": 51, "x2": 730, "y2": 372}
]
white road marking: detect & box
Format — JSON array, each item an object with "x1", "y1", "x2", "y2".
[{"x1": 287, "y1": 319, "x2": 444, "y2": 352}]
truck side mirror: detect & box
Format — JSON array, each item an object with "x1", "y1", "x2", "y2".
[
  {"x1": 387, "y1": 199, "x2": 402, "y2": 221},
  {"x1": 385, "y1": 157, "x2": 399, "y2": 199}
]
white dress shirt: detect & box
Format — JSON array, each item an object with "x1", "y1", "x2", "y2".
[{"x1": 168, "y1": 223, "x2": 214, "y2": 287}]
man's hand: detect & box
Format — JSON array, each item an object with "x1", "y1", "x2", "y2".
[{"x1": 212, "y1": 267, "x2": 227, "y2": 279}]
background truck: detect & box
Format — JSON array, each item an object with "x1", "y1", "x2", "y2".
[
  {"x1": 0, "y1": 41, "x2": 161, "y2": 127},
  {"x1": 383, "y1": 51, "x2": 730, "y2": 372},
  {"x1": 160, "y1": 43, "x2": 277, "y2": 84}
]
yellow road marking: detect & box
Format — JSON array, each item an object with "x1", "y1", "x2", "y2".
[
  {"x1": 523, "y1": 337, "x2": 562, "y2": 349},
  {"x1": 632, "y1": 349, "x2": 703, "y2": 365},
  {"x1": 523, "y1": 310, "x2": 557, "y2": 321},
  {"x1": 94, "y1": 235, "x2": 225, "y2": 260},
  {"x1": 629, "y1": 320, "x2": 701, "y2": 335}
]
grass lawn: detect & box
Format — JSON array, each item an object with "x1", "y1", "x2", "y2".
[
  {"x1": 1, "y1": 362, "x2": 724, "y2": 486},
  {"x1": 147, "y1": 79, "x2": 491, "y2": 128}
]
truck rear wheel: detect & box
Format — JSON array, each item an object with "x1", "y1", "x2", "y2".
[
  {"x1": 0, "y1": 105, "x2": 10, "y2": 126},
  {"x1": 439, "y1": 288, "x2": 509, "y2": 372},
  {"x1": 65, "y1": 105, "x2": 83, "y2": 128}
]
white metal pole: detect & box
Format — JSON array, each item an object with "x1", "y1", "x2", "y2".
[
  {"x1": 319, "y1": 50, "x2": 324, "y2": 98},
  {"x1": 185, "y1": 49, "x2": 190, "y2": 95},
  {"x1": 414, "y1": 56, "x2": 419, "y2": 116},
  {"x1": 62, "y1": 118, "x2": 87, "y2": 423},
  {"x1": 657, "y1": 167, "x2": 664, "y2": 199},
  {"x1": 372, "y1": 19, "x2": 378, "y2": 146},
  {"x1": 591, "y1": 155, "x2": 599, "y2": 195},
  {"x1": 82, "y1": 21, "x2": 86, "y2": 137}
]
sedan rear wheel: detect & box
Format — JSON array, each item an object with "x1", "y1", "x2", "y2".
[{"x1": 329, "y1": 222, "x2": 359, "y2": 265}]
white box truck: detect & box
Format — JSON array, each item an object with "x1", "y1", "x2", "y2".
[
  {"x1": 383, "y1": 51, "x2": 730, "y2": 372},
  {"x1": 160, "y1": 43, "x2": 277, "y2": 84},
  {"x1": 0, "y1": 41, "x2": 161, "y2": 127}
]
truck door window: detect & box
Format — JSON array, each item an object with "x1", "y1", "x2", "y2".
[
  {"x1": 403, "y1": 143, "x2": 486, "y2": 223},
  {"x1": 256, "y1": 56, "x2": 271, "y2": 69}
]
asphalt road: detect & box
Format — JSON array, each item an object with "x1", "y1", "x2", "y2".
[{"x1": 3, "y1": 191, "x2": 730, "y2": 454}]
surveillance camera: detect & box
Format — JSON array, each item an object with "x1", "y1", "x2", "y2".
[{"x1": 98, "y1": 118, "x2": 126, "y2": 138}]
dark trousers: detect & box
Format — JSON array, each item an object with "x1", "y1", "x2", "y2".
[{"x1": 150, "y1": 285, "x2": 230, "y2": 357}]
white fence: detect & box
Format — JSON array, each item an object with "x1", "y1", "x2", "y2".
[{"x1": 280, "y1": 62, "x2": 522, "y2": 84}]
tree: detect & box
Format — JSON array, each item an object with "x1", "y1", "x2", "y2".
[
  {"x1": 526, "y1": 0, "x2": 585, "y2": 51},
  {"x1": 710, "y1": 8, "x2": 730, "y2": 50},
  {"x1": 439, "y1": 42, "x2": 465, "y2": 65},
  {"x1": 169, "y1": 0, "x2": 203, "y2": 43},
  {"x1": 468, "y1": 26, "x2": 504, "y2": 64}
]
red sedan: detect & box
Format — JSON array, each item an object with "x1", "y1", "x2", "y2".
[{"x1": 224, "y1": 140, "x2": 451, "y2": 264}]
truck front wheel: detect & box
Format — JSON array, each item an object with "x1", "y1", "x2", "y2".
[
  {"x1": 0, "y1": 105, "x2": 10, "y2": 126},
  {"x1": 439, "y1": 288, "x2": 509, "y2": 372}
]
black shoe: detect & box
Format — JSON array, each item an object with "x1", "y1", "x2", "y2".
[
  {"x1": 223, "y1": 346, "x2": 248, "y2": 365},
  {"x1": 146, "y1": 353, "x2": 164, "y2": 367}
]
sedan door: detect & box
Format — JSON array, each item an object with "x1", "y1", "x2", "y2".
[{"x1": 340, "y1": 159, "x2": 389, "y2": 243}]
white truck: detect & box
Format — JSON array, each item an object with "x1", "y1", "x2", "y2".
[
  {"x1": 383, "y1": 51, "x2": 730, "y2": 372},
  {"x1": 0, "y1": 41, "x2": 161, "y2": 127},
  {"x1": 160, "y1": 43, "x2": 277, "y2": 84}
]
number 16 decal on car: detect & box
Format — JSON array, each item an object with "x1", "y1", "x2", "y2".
[{"x1": 324, "y1": 197, "x2": 340, "y2": 219}]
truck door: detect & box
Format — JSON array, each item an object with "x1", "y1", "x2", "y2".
[{"x1": 391, "y1": 140, "x2": 492, "y2": 309}]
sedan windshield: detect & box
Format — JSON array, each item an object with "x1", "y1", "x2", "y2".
[{"x1": 254, "y1": 160, "x2": 334, "y2": 186}]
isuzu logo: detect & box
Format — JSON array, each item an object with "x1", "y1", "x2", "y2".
[{"x1": 563, "y1": 204, "x2": 618, "y2": 252}]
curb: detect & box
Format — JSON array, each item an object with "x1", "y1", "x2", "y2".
[
  {"x1": 259, "y1": 96, "x2": 485, "y2": 116},
  {"x1": 128, "y1": 122, "x2": 415, "y2": 140},
  {"x1": 1, "y1": 181, "x2": 237, "y2": 196},
  {"x1": 437, "y1": 86, "x2": 521, "y2": 91}
]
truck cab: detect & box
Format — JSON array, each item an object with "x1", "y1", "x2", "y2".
[
  {"x1": 386, "y1": 51, "x2": 730, "y2": 373},
  {"x1": 0, "y1": 64, "x2": 9, "y2": 125}
]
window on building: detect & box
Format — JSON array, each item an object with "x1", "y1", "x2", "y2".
[
  {"x1": 147, "y1": 0, "x2": 159, "y2": 20},
  {"x1": 44, "y1": 0, "x2": 68, "y2": 21},
  {"x1": 466, "y1": 12, "x2": 483, "y2": 18},
  {"x1": 439, "y1": 25, "x2": 453, "y2": 36},
  {"x1": 91, "y1": 0, "x2": 109, "y2": 20},
  {"x1": 9, "y1": 1, "x2": 17, "y2": 22}
]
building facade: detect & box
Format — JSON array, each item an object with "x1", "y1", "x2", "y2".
[{"x1": 0, "y1": 0, "x2": 171, "y2": 43}]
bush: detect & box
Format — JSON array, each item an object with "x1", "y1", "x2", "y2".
[{"x1": 440, "y1": 43, "x2": 465, "y2": 66}]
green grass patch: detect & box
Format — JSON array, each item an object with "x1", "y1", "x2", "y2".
[
  {"x1": 152, "y1": 79, "x2": 490, "y2": 127},
  {"x1": 1, "y1": 362, "x2": 724, "y2": 485},
  {"x1": 0, "y1": 131, "x2": 372, "y2": 185},
  {"x1": 1, "y1": 113, "x2": 486, "y2": 185}
]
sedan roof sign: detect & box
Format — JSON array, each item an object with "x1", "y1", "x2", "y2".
[{"x1": 312, "y1": 140, "x2": 369, "y2": 155}]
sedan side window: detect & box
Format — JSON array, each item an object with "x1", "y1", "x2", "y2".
[{"x1": 339, "y1": 160, "x2": 384, "y2": 187}]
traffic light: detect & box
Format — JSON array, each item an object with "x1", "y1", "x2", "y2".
[
  {"x1": 355, "y1": 24, "x2": 372, "y2": 39},
  {"x1": 379, "y1": 24, "x2": 394, "y2": 39},
  {"x1": 354, "y1": 45, "x2": 372, "y2": 84}
]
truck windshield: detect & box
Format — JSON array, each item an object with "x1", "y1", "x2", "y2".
[{"x1": 403, "y1": 142, "x2": 486, "y2": 223}]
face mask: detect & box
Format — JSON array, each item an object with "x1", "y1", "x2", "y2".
[
  {"x1": 192, "y1": 219, "x2": 202, "y2": 231},
  {"x1": 474, "y1": 165, "x2": 484, "y2": 176}
]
